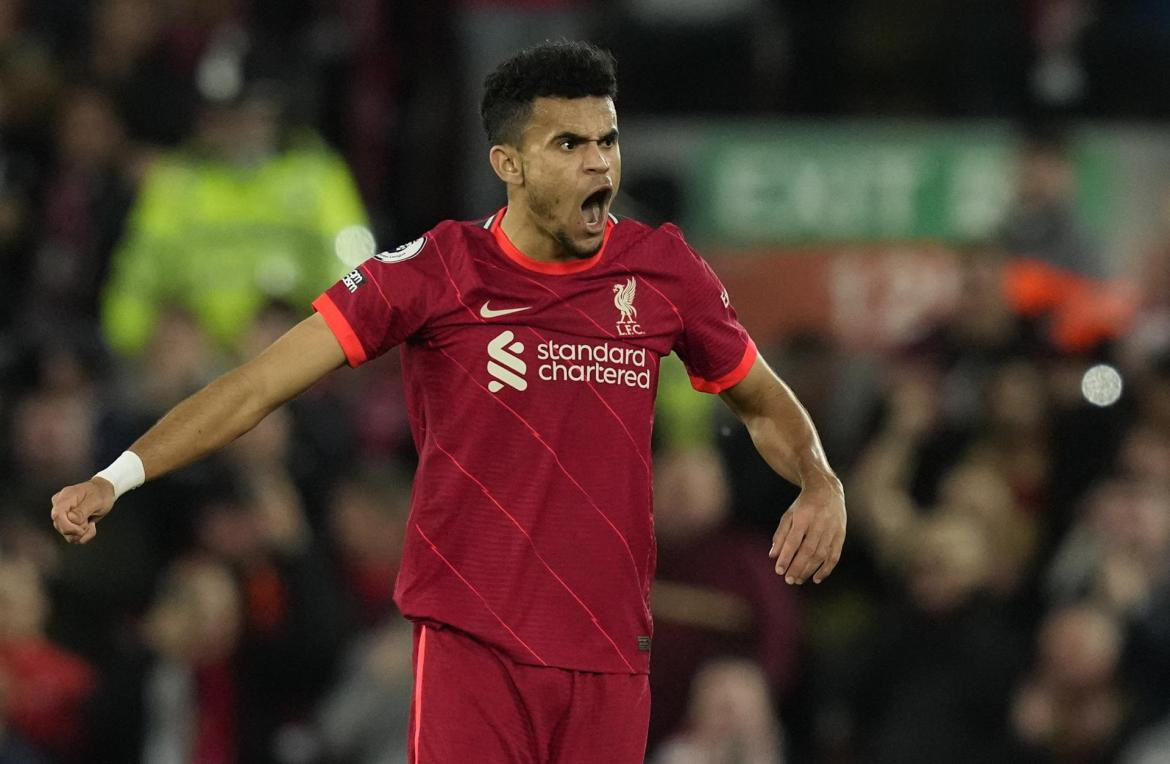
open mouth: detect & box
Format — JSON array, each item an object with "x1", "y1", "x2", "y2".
[{"x1": 581, "y1": 187, "x2": 612, "y2": 234}]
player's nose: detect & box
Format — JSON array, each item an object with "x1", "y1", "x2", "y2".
[{"x1": 582, "y1": 141, "x2": 609, "y2": 172}]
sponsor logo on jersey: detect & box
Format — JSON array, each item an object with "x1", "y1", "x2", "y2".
[
  {"x1": 536, "y1": 340, "x2": 652, "y2": 389},
  {"x1": 342, "y1": 269, "x2": 364, "y2": 293},
  {"x1": 720, "y1": 288, "x2": 730, "y2": 309},
  {"x1": 486, "y1": 331, "x2": 653, "y2": 393},
  {"x1": 487, "y1": 331, "x2": 527, "y2": 393},
  {"x1": 612, "y1": 277, "x2": 644, "y2": 336},
  {"x1": 374, "y1": 235, "x2": 427, "y2": 263}
]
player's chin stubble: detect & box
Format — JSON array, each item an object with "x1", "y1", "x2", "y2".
[
  {"x1": 529, "y1": 186, "x2": 599, "y2": 260},
  {"x1": 553, "y1": 229, "x2": 601, "y2": 260}
]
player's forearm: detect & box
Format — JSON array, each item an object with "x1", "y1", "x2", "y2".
[
  {"x1": 112, "y1": 313, "x2": 346, "y2": 484},
  {"x1": 741, "y1": 383, "x2": 839, "y2": 492},
  {"x1": 128, "y1": 363, "x2": 278, "y2": 481},
  {"x1": 721, "y1": 358, "x2": 840, "y2": 493},
  {"x1": 119, "y1": 312, "x2": 345, "y2": 483}
]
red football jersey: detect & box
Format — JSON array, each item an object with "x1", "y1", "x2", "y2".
[{"x1": 313, "y1": 207, "x2": 756, "y2": 674}]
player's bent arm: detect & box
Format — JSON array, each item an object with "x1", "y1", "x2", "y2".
[
  {"x1": 719, "y1": 355, "x2": 846, "y2": 584},
  {"x1": 51, "y1": 313, "x2": 346, "y2": 544}
]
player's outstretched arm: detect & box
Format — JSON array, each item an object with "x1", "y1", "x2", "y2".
[
  {"x1": 719, "y1": 356, "x2": 846, "y2": 585},
  {"x1": 51, "y1": 312, "x2": 346, "y2": 545}
]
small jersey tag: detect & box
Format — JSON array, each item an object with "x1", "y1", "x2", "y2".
[
  {"x1": 342, "y1": 269, "x2": 364, "y2": 293},
  {"x1": 637, "y1": 636, "x2": 651, "y2": 652}
]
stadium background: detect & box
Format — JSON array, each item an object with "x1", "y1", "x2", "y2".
[{"x1": 2, "y1": 1, "x2": 1170, "y2": 762}]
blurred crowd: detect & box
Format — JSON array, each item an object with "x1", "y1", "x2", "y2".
[{"x1": 1, "y1": 1, "x2": 1170, "y2": 763}]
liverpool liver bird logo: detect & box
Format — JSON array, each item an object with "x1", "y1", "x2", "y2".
[{"x1": 612, "y1": 277, "x2": 643, "y2": 335}]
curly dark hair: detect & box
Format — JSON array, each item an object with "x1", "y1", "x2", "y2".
[{"x1": 481, "y1": 40, "x2": 617, "y2": 146}]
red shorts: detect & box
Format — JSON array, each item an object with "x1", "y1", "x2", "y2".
[{"x1": 408, "y1": 622, "x2": 651, "y2": 763}]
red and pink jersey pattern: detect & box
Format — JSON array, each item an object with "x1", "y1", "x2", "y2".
[{"x1": 313, "y1": 208, "x2": 756, "y2": 674}]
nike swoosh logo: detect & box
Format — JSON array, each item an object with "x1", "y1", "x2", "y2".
[{"x1": 480, "y1": 302, "x2": 532, "y2": 319}]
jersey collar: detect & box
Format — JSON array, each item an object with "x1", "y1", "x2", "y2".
[{"x1": 487, "y1": 207, "x2": 613, "y2": 275}]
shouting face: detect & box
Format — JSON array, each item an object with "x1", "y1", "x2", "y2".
[{"x1": 495, "y1": 96, "x2": 621, "y2": 261}]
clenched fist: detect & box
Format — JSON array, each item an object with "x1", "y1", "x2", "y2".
[{"x1": 50, "y1": 479, "x2": 116, "y2": 544}]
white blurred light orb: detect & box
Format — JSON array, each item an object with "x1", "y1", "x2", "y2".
[
  {"x1": 197, "y1": 53, "x2": 243, "y2": 103},
  {"x1": 334, "y1": 225, "x2": 376, "y2": 267},
  {"x1": 1081, "y1": 364, "x2": 1122, "y2": 407}
]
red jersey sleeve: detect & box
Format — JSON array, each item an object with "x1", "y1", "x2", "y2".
[
  {"x1": 666, "y1": 227, "x2": 758, "y2": 393},
  {"x1": 312, "y1": 234, "x2": 439, "y2": 367}
]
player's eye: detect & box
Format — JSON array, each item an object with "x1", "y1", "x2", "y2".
[
  {"x1": 560, "y1": 140, "x2": 577, "y2": 151},
  {"x1": 600, "y1": 137, "x2": 616, "y2": 148}
]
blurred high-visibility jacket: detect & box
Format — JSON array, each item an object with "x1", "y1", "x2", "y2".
[{"x1": 102, "y1": 136, "x2": 366, "y2": 355}]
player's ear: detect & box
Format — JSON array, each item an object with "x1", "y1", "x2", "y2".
[{"x1": 489, "y1": 144, "x2": 524, "y2": 186}]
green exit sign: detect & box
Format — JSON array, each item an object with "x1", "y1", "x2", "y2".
[{"x1": 686, "y1": 124, "x2": 1113, "y2": 245}]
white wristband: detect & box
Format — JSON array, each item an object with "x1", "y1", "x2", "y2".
[{"x1": 93, "y1": 451, "x2": 146, "y2": 500}]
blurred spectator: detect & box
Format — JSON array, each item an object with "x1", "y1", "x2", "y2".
[
  {"x1": 648, "y1": 445, "x2": 801, "y2": 754},
  {"x1": 0, "y1": 671, "x2": 48, "y2": 764},
  {"x1": 7, "y1": 375, "x2": 97, "y2": 506},
  {"x1": 1127, "y1": 192, "x2": 1170, "y2": 365},
  {"x1": 651, "y1": 657, "x2": 785, "y2": 764},
  {"x1": 963, "y1": 361, "x2": 1052, "y2": 513},
  {"x1": 0, "y1": 16, "x2": 59, "y2": 162},
  {"x1": 653, "y1": 353, "x2": 721, "y2": 452},
  {"x1": 903, "y1": 246, "x2": 1049, "y2": 424},
  {"x1": 0, "y1": 27, "x2": 51, "y2": 334},
  {"x1": 0, "y1": 560, "x2": 96, "y2": 762},
  {"x1": 1114, "y1": 422, "x2": 1170, "y2": 488},
  {"x1": 326, "y1": 462, "x2": 412, "y2": 629},
  {"x1": 0, "y1": 338, "x2": 169, "y2": 664},
  {"x1": 1047, "y1": 480, "x2": 1170, "y2": 614},
  {"x1": 133, "y1": 308, "x2": 224, "y2": 417},
  {"x1": 853, "y1": 367, "x2": 1040, "y2": 596},
  {"x1": 88, "y1": 554, "x2": 243, "y2": 763},
  {"x1": 912, "y1": 238, "x2": 1131, "y2": 370},
  {"x1": 1010, "y1": 604, "x2": 1132, "y2": 762},
  {"x1": 24, "y1": 86, "x2": 135, "y2": 335},
  {"x1": 0, "y1": 514, "x2": 57, "y2": 583},
  {"x1": 1125, "y1": 352, "x2": 1170, "y2": 462},
  {"x1": 313, "y1": 617, "x2": 414, "y2": 764},
  {"x1": 883, "y1": 255, "x2": 1057, "y2": 524},
  {"x1": 83, "y1": 0, "x2": 197, "y2": 147},
  {"x1": 237, "y1": 299, "x2": 364, "y2": 509},
  {"x1": 101, "y1": 80, "x2": 366, "y2": 356},
  {"x1": 193, "y1": 420, "x2": 348, "y2": 762},
  {"x1": 221, "y1": 408, "x2": 312, "y2": 555},
  {"x1": 936, "y1": 458, "x2": 1039, "y2": 599},
  {"x1": 1046, "y1": 478, "x2": 1170, "y2": 726},
  {"x1": 848, "y1": 512, "x2": 1025, "y2": 764},
  {"x1": 851, "y1": 361, "x2": 942, "y2": 571},
  {"x1": 997, "y1": 129, "x2": 1103, "y2": 278}
]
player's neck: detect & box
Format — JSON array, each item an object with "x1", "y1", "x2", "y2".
[{"x1": 498, "y1": 204, "x2": 569, "y2": 263}]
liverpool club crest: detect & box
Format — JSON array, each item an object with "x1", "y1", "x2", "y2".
[{"x1": 613, "y1": 277, "x2": 643, "y2": 336}]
